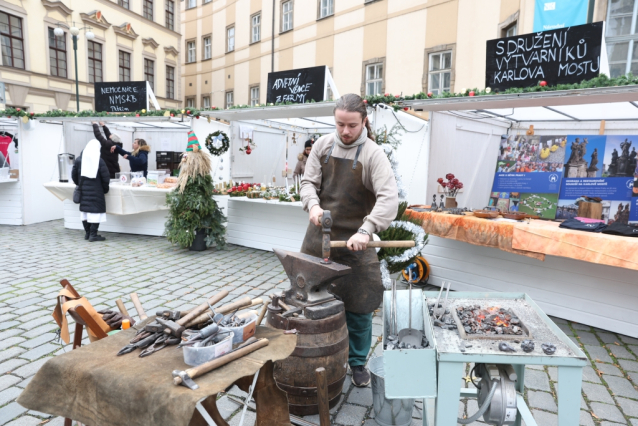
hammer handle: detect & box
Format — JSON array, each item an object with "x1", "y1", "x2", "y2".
[
  {"x1": 178, "y1": 290, "x2": 230, "y2": 326},
  {"x1": 184, "y1": 296, "x2": 254, "y2": 328},
  {"x1": 115, "y1": 299, "x2": 130, "y2": 317},
  {"x1": 129, "y1": 293, "x2": 148, "y2": 321},
  {"x1": 174, "y1": 338, "x2": 270, "y2": 384},
  {"x1": 330, "y1": 241, "x2": 416, "y2": 248}
]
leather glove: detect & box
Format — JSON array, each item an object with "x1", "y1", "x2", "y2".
[{"x1": 98, "y1": 310, "x2": 136, "y2": 329}]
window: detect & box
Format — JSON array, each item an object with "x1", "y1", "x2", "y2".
[
  {"x1": 250, "y1": 86, "x2": 260, "y2": 106},
  {"x1": 227, "y1": 26, "x2": 235, "y2": 52},
  {"x1": 505, "y1": 23, "x2": 517, "y2": 37},
  {"x1": 606, "y1": 0, "x2": 638, "y2": 77},
  {"x1": 144, "y1": 59, "x2": 155, "y2": 90},
  {"x1": 251, "y1": 13, "x2": 261, "y2": 43},
  {"x1": 203, "y1": 96, "x2": 211, "y2": 108},
  {"x1": 282, "y1": 1, "x2": 293, "y2": 32},
  {"x1": 204, "y1": 37, "x2": 211, "y2": 60},
  {"x1": 143, "y1": 0, "x2": 154, "y2": 20},
  {"x1": 187, "y1": 98, "x2": 195, "y2": 108},
  {"x1": 166, "y1": 65, "x2": 175, "y2": 99},
  {"x1": 204, "y1": 0, "x2": 212, "y2": 3},
  {"x1": 226, "y1": 91, "x2": 234, "y2": 108},
  {"x1": 0, "y1": 12, "x2": 24, "y2": 69},
  {"x1": 365, "y1": 63, "x2": 383, "y2": 96},
  {"x1": 48, "y1": 28, "x2": 67, "y2": 78},
  {"x1": 428, "y1": 51, "x2": 452, "y2": 95},
  {"x1": 88, "y1": 41, "x2": 103, "y2": 83},
  {"x1": 166, "y1": 0, "x2": 175, "y2": 30},
  {"x1": 118, "y1": 0, "x2": 130, "y2": 8},
  {"x1": 119, "y1": 50, "x2": 131, "y2": 82},
  {"x1": 319, "y1": 0, "x2": 334, "y2": 18},
  {"x1": 187, "y1": 0, "x2": 196, "y2": 8},
  {"x1": 187, "y1": 41, "x2": 196, "y2": 63}
]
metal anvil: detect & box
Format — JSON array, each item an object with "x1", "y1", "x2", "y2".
[{"x1": 273, "y1": 249, "x2": 351, "y2": 310}]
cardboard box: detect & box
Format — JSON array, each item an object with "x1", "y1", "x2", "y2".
[{"x1": 9, "y1": 169, "x2": 18, "y2": 179}]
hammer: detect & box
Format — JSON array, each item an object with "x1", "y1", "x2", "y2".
[{"x1": 160, "y1": 290, "x2": 229, "y2": 337}]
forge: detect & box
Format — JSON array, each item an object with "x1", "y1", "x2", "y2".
[{"x1": 452, "y1": 305, "x2": 532, "y2": 341}]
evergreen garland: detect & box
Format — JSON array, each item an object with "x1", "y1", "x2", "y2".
[
  {"x1": 378, "y1": 202, "x2": 428, "y2": 274},
  {"x1": 205, "y1": 131, "x2": 230, "y2": 156},
  {"x1": 164, "y1": 174, "x2": 227, "y2": 249}
]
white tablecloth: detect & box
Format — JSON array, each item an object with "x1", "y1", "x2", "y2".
[{"x1": 44, "y1": 181, "x2": 173, "y2": 215}]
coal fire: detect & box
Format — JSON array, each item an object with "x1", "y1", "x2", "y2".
[{"x1": 454, "y1": 305, "x2": 529, "y2": 338}]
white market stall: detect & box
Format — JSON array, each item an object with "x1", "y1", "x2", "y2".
[{"x1": 404, "y1": 86, "x2": 638, "y2": 337}]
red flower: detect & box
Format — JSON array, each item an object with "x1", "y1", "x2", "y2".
[
  {"x1": 395, "y1": 95, "x2": 400, "y2": 98},
  {"x1": 445, "y1": 173, "x2": 454, "y2": 180},
  {"x1": 384, "y1": 93, "x2": 389, "y2": 96},
  {"x1": 457, "y1": 183, "x2": 464, "y2": 189},
  {"x1": 451, "y1": 178, "x2": 459, "y2": 185}
]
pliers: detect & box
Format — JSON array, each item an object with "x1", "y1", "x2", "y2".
[
  {"x1": 139, "y1": 334, "x2": 181, "y2": 357},
  {"x1": 117, "y1": 332, "x2": 160, "y2": 356}
]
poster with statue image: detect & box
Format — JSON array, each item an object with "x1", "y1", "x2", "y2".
[
  {"x1": 557, "y1": 135, "x2": 636, "y2": 224},
  {"x1": 489, "y1": 134, "x2": 565, "y2": 219}
]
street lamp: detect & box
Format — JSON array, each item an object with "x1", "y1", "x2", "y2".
[{"x1": 54, "y1": 23, "x2": 94, "y2": 112}]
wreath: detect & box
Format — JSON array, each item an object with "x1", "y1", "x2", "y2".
[{"x1": 205, "y1": 131, "x2": 230, "y2": 156}]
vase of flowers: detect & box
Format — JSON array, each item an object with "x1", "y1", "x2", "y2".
[{"x1": 437, "y1": 173, "x2": 463, "y2": 208}]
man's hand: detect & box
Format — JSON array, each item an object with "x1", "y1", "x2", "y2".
[
  {"x1": 99, "y1": 121, "x2": 105, "y2": 126},
  {"x1": 347, "y1": 233, "x2": 370, "y2": 251},
  {"x1": 110, "y1": 145, "x2": 116, "y2": 153},
  {"x1": 123, "y1": 154, "x2": 128, "y2": 159},
  {"x1": 91, "y1": 121, "x2": 97, "y2": 125},
  {"x1": 309, "y1": 205, "x2": 324, "y2": 226}
]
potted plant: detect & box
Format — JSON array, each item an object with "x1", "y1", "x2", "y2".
[{"x1": 436, "y1": 173, "x2": 463, "y2": 208}]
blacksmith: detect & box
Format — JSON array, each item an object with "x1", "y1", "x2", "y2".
[{"x1": 299, "y1": 93, "x2": 399, "y2": 387}]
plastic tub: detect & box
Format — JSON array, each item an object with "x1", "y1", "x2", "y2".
[
  {"x1": 183, "y1": 332, "x2": 234, "y2": 366},
  {"x1": 221, "y1": 313, "x2": 257, "y2": 345},
  {"x1": 369, "y1": 356, "x2": 415, "y2": 426}
]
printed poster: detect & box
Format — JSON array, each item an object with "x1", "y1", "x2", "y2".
[{"x1": 490, "y1": 134, "x2": 565, "y2": 219}]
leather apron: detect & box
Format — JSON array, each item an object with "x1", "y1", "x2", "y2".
[{"x1": 300, "y1": 140, "x2": 384, "y2": 314}]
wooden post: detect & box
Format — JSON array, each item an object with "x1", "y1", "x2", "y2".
[
  {"x1": 599, "y1": 120, "x2": 606, "y2": 135},
  {"x1": 315, "y1": 367, "x2": 330, "y2": 426}
]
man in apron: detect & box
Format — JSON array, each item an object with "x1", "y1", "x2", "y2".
[{"x1": 300, "y1": 93, "x2": 399, "y2": 387}]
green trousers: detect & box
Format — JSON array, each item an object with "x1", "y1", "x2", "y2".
[{"x1": 345, "y1": 311, "x2": 373, "y2": 367}]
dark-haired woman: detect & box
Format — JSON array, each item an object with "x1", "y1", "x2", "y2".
[
  {"x1": 299, "y1": 93, "x2": 399, "y2": 387},
  {"x1": 111, "y1": 138, "x2": 150, "y2": 177}
]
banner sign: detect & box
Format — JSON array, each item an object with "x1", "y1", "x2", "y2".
[
  {"x1": 95, "y1": 81, "x2": 147, "y2": 112},
  {"x1": 266, "y1": 66, "x2": 326, "y2": 104},
  {"x1": 485, "y1": 22, "x2": 603, "y2": 91},
  {"x1": 533, "y1": 0, "x2": 589, "y2": 32}
]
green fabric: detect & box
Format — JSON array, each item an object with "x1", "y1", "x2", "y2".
[{"x1": 346, "y1": 311, "x2": 373, "y2": 367}]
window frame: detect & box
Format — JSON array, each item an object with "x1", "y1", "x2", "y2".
[
  {"x1": 318, "y1": 0, "x2": 334, "y2": 19},
  {"x1": 203, "y1": 36, "x2": 212, "y2": 60},
  {"x1": 166, "y1": 65, "x2": 175, "y2": 99},
  {"x1": 504, "y1": 23, "x2": 517, "y2": 37},
  {"x1": 118, "y1": 0, "x2": 130, "y2": 8},
  {"x1": 203, "y1": 96, "x2": 211, "y2": 109},
  {"x1": 143, "y1": 0, "x2": 154, "y2": 20},
  {"x1": 119, "y1": 50, "x2": 131, "y2": 82},
  {"x1": 364, "y1": 63, "x2": 383, "y2": 97},
  {"x1": 165, "y1": 0, "x2": 175, "y2": 30},
  {"x1": 281, "y1": 0, "x2": 294, "y2": 33},
  {"x1": 144, "y1": 58, "x2": 155, "y2": 91},
  {"x1": 605, "y1": 0, "x2": 638, "y2": 77},
  {"x1": 225, "y1": 91, "x2": 234, "y2": 108},
  {"x1": 48, "y1": 27, "x2": 67, "y2": 78},
  {"x1": 227, "y1": 26, "x2": 235, "y2": 53},
  {"x1": 186, "y1": 98, "x2": 195, "y2": 108},
  {"x1": 187, "y1": 40, "x2": 196, "y2": 63},
  {"x1": 250, "y1": 85, "x2": 260, "y2": 106},
  {"x1": 427, "y1": 50, "x2": 453, "y2": 96},
  {"x1": 0, "y1": 12, "x2": 25, "y2": 70},
  {"x1": 186, "y1": 0, "x2": 197, "y2": 9},
  {"x1": 88, "y1": 40, "x2": 103, "y2": 83},
  {"x1": 251, "y1": 12, "x2": 261, "y2": 44}
]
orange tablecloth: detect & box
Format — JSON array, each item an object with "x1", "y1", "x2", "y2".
[{"x1": 407, "y1": 210, "x2": 638, "y2": 271}]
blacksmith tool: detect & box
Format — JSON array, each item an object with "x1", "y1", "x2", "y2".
[
  {"x1": 117, "y1": 332, "x2": 161, "y2": 356},
  {"x1": 156, "y1": 317, "x2": 185, "y2": 338},
  {"x1": 156, "y1": 310, "x2": 181, "y2": 321},
  {"x1": 115, "y1": 298, "x2": 130, "y2": 317},
  {"x1": 139, "y1": 334, "x2": 181, "y2": 357},
  {"x1": 433, "y1": 281, "x2": 451, "y2": 320},
  {"x1": 130, "y1": 292, "x2": 148, "y2": 320},
  {"x1": 173, "y1": 338, "x2": 269, "y2": 390},
  {"x1": 157, "y1": 290, "x2": 229, "y2": 336},
  {"x1": 183, "y1": 296, "x2": 262, "y2": 328},
  {"x1": 398, "y1": 282, "x2": 424, "y2": 348}
]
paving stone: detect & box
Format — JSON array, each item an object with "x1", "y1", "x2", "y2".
[
  {"x1": 598, "y1": 332, "x2": 621, "y2": 344},
  {"x1": 0, "y1": 358, "x2": 28, "y2": 375},
  {"x1": 0, "y1": 402, "x2": 28, "y2": 425},
  {"x1": 617, "y1": 396, "x2": 638, "y2": 417},
  {"x1": 618, "y1": 359, "x2": 638, "y2": 373},
  {"x1": 335, "y1": 404, "x2": 367, "y2": 425},
  {"x1": 579, "y1": 410, "x2": 595, "y2": 426},
  {"x1": 530, "y1": 409, "x2": 558, "y2": 426},
  {"x1": 619, "y1": 335, "x2": 638, "y2": 345},
  {"x1": 599, "y1": 422, "x2": 628, "y2": 426},
  {"x1": 4, "y1": 415, "x2": 45, "y2": 426},
  {"x1": 347, "y1": 386, "x2": 373, "y2": 406},
  {"x1": 0, "y1": 346, "x2": 26, "y2": 363},
  {"x1": 16, "y1": 376, "x2": 33, "y2": 388},
  {"x1": 609, "y1": 345, "x2": 636, "y2": 360},
  {"x1": 0, "y1": 386, "x2": 22, "y2": 406},
  {"x1": 0, "y1": 336, "x2": 25, "y2": 350},
  {"x1": 0, "y1": 375, "x2": 20, "y2": 393},
  {"x1": 523, "y1": 368, "x2": 551, "y2": 391},
  {"x1": 605, "y1": 375, "x2": 638, "y2": 399},
  {"x1": 585, "y1": 345, "x2": 613, "y2": 363},
  {"x1": 577, "y1": 331, "x2": 601, "y2": 346},
  {"x1": 228, "y1": 409, "x2": 256, "y2": 426},
  {"x1": 590, "y1": 402, "x2": 627, "y2": 424},
  {"x1": 582, "y1": 382, "x2": 615, "y2": 404},
  {"x1": 596, "y1": 362, "x2": 624, "y2": 377},
  {"x1": 631, "y1": 420, "x2": 638, "y2": 426},
  {"x1": 11, "y1": 358, "x2": 49, "y2": 378},
  {"x1": 528, "y1": 390, "x2": 557, "y2": 411}
]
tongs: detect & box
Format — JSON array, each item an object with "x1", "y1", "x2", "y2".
[{"x1": 433, "y1": 281, "x2": 451, "y2": 320}]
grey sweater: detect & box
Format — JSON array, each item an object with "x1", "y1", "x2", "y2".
[{"x1": 300, "y1": 133, "x2": 399, "y2": 235}]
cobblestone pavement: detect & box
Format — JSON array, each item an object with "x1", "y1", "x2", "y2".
[{"x1": 1, "y1": 221, "x2": 638, "y2": 426}]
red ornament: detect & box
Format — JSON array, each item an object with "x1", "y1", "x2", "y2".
[
  {"x1": 384, "y1": 93, "x2": 389, "y2": 97},
  {"x1": 246, "y1": 148, "x2": 252, "y2": 155},
  {"x1": 187, "y1": 110, "x2": 191, "y2": 114},
  {"x1": 395, "y1": 95, "x2": 400, "y2": 99},
  {"x1": 170, "y1": 113, "x2": 174, "y2": 117},
  {"x1": 363, "y1": 99, "x2": 368, "y2": 104},
  {"x1": 7, "y1": 116, "x2": 10, "y2": 118},
  {"x1": 403, "y1": 107, "x2": 409, "y2": 111},
  {"x1": 427, "y1": 92, "x2": 433, "y2": 98},
  {"x1": 136, "y1": 114, "x2": 140, "y2": 117},
  {"x1": 469, "y1": 91, "x2": 475, "y2": 97},
  {"x1": 16, "y1": 108, "x2": 21, "y2": 112},
  {"x1": 30, "y1": 112, "x2": 34, "y2": 116},
  {"x1": 196, "y1": 115, "x2": 200, "y2": 119},
  {"x1": 539, "y1": 81, "x2": 547, "y2": 87}
]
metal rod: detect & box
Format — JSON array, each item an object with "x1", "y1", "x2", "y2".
[{"x1": 73, "y1": 35, "x2": 80, "y2": 112}]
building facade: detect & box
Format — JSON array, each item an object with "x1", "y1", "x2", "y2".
[
  {"x1": 181, "y1": 0, "x2": 618, "y2": 109},
  {"x1": 0, "y1": 0, "x2": 182, "y2": 112}
]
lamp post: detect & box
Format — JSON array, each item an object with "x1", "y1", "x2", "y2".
[{"x1": 54, "y1": 24, "x2": 94, "y2": 112}]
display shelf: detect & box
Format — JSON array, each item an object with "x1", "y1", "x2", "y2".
[{"x1": 0, "y1": 178, "x2": 19, "y2": 183}]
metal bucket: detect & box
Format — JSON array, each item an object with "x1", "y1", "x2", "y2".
[{"x1": 369, "y1": 356, "x2": 415, "y2": 426}]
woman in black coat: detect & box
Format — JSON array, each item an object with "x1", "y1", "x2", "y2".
[
  {"x1": 92, "y1": 121, "x2": 122, "y2": 178},
  {"x1": 71, "y1": 139, "x2": 110, "y2": 242}
]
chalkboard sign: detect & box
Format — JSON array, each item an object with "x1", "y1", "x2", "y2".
[
  {"x1": 266, "y1": 66, "x2": 326, "y2": 104},
  {"x1": 485, "y1": 22, "x2": 604, "y2": 91},
  {"x1": 94, "y1": 81, "x2": 147, "y2": 112}
]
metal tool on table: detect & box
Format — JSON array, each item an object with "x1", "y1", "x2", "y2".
[
  {"x1": 397, "y1": 282, "x2": 424, "y2": 348},
  {"x1": 173, "y1": 337, "x2": 268, "y2": 390},
  {"x1": 139, "y1": 334, "x2": 180, "y2": 357},
  {"x1": 433, "y1": 280, "x2": 451, "y2": 320},
  {"x1": 117, "y1": 332, "x2": 161, "y2": 356}
]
